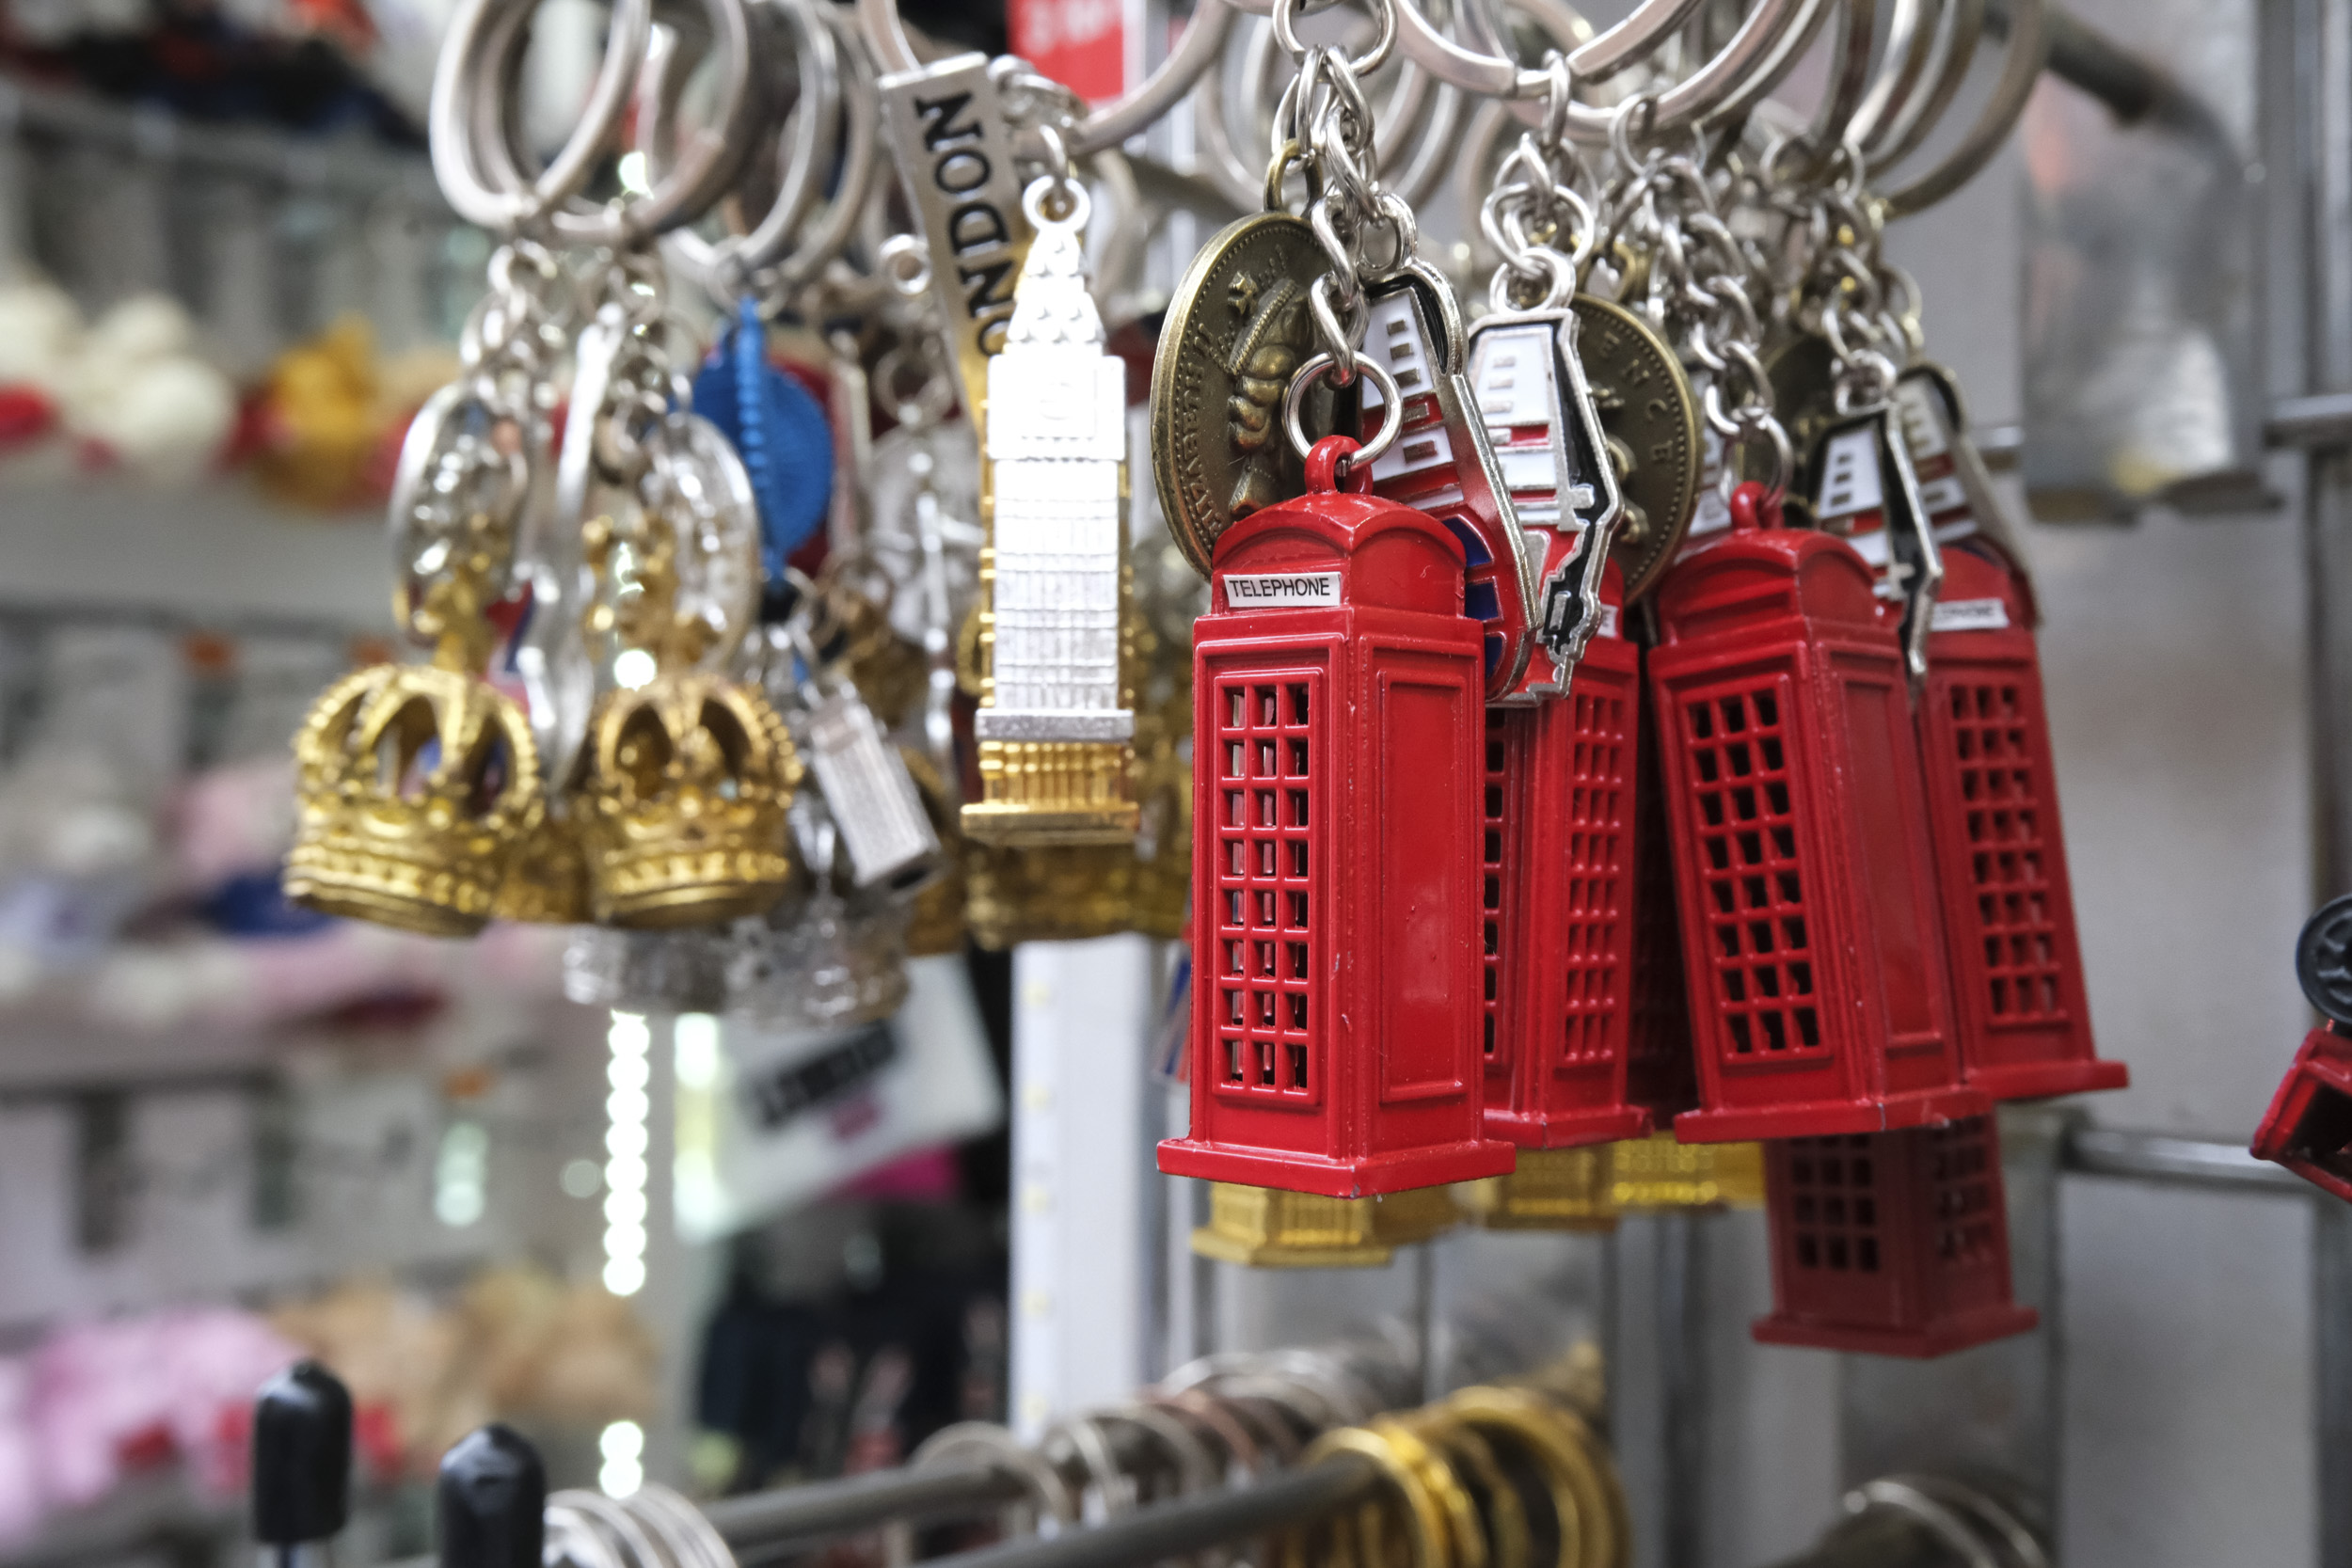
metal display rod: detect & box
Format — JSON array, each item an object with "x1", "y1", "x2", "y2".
[
  {"x1": 702, "y1": 1464, "x2": 1017, "y2": 1553},
  {"x1": 2060, "y1": 1125, "x2": 2310, "y2": 1194},
  {"x1": 1985, "y1": 0, "x2": 2227, "y2": 144},
  {"x1": 908, "y1": 1456, "x2": 1382, "y2": 1568}
]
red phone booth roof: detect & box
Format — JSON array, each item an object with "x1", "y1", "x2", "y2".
[
  {"x1": 1934, "y1": 538, "x2": 2033, "y2": 626},
  {"x1": 1654, "y1": 523, "x2": 1887, "y2": 644},
  {"x1": 1212, "y1": 491, "x2": 1466, "y2": 618}
]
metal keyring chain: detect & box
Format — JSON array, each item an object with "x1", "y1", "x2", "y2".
[
  {"x1": 1191, "y1": 4, "x2": 1438, "y2": 213},
  {"x1": 389, "y1": 234, "x2": 578, "y2": 654},
  {"x1": 856, "y1": 0, "x2": 1232, "y2": 156},
  {"x1": 1593, "y1": 96, "x2": 1792, "y2": 499},
  {"x1": 454, "y1": 0, "x2": 760, "y2": 245},
  {"x1": 1479, "y1": 51, "x2": 1598, "y2": 312},
  {"x1": 1258, "y1": 5, "x2": 1423, "y2": 436},
  {"x1": 1759, "y1": 137, "x2": 1911, "y2": 412}
]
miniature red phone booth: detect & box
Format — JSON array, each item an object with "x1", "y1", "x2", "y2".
[
  {"x1": 2252, "y1": 896, "x2": 2352, "y2": 1201},
  {"x1": 1160, "y1": 438, "x2": 1516, "y2": 1198},
  {"x1": 1650, "y1": 484, "x2": 1985, "y2": 1141},
  {"x1": 2253, "y1": 1027, "x2": 2352, "y2": 1203},
  {"x1": 1482, "y1": 561, "x2": 1650, "y2": 1148},
  {"x1": 1916, "y1": 542, "x2": 2125, "y2": 1100},
  {"x1": 1755, "y1": 1115, "x2": 2039, "y2": 1356}
]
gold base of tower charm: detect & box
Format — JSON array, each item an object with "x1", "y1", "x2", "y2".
[
  {"x1": 574, "y1": 671, "x2": 803, "y2": 929},
  {"x1": 1190, "y1": 1182, "x2": 1460, "y2": 1267},
  {"x1": 961, "y1": 739, "x2": 1140, "y2": 846},
  {"x1": 963, "y1": 841, "x2": 1137, "y2": 948},
  {"x1": 1455, "y1": 1147, "x2": 1619, "y2": 1231},
  {"x1": 285, "y1": 664, "x2": 542, "y2": 939},
  {"x1": 1609, "y1": 1132, "x2": 1766, "y2": 1211}
]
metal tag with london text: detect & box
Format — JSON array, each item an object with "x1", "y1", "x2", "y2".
[{"x1": 877, "y1": 54, "x2": 1034, "y2": 423}]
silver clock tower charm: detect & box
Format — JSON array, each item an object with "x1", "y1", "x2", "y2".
[{"x1": 963, "y1": 180, "x2": 1139, "y2": 846}]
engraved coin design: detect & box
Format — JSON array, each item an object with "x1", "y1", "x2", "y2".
[
  {"x1": 1571, "y1": 293, "x2": 1702, "y2": 603},
  {"x1": 1151, "y1": 213, "x2": 1329, "y2": 578}
]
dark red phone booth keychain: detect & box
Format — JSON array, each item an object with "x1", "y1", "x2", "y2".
[
  {"x1": 1457, "y1": 303, "x2": 1654, "y2": 1152},
  {"x1": 1755, "y1": 1113, "x2": 2039, "y2": 1355},
  {"x1": 2253, "y1": 895, "x2": 2352, "y2": 1200},
  {"x1": 1159, "y1": 436, "x2": 1516, "y2": 1197},
  {"x1": 1649, "y1": 482, "x2": 1985, "y2": 1141},
  {"x1": 1896, "y1": 372, "x2": 2126, "y2": 1101}
]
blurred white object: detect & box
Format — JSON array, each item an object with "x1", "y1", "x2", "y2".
[
  {"x1": 687, "y1": 956, "x2": 1005, "y2": 1240},
  {"x1": 0, "y1": 283, "x2": 80, "y2": 390}
]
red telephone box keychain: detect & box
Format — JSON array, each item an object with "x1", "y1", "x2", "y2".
[
  {"x1": 1650, "y1": 481, "x2": 1986, "y2": 1141},
  {"x1": 2253, "y1": 895, "x2": 2352, "y2": 1200},
  {"x1": 1157, "y1": 432, "x2": 1514, "y2": 1196},
  {"x1": 1895, "y1": 370, "x2": 2126, "y2": 1100},
  {"x1": 1457, "y1": 293, "x2": 1655, "y2": 1151}
]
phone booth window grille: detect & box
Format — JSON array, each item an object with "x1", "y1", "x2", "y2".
[
  {"x1": 1756, "y1": 1115, "x2": 2038, "y2": 1356},
  {"x1": 1677, "y1": 678, "x2": 1821, "y2": 1063},
  {"x1": 1560, "y1": 677, "x2": 1634, "y2": 1069},
  {"x1": 1213, "y1": 674, "x2": 1319, "y2": 1097}
]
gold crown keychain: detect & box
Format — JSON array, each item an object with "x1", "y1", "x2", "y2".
[
  {"x1": 285, "y1": 516, "x2": 543, "y2": 938},
  {"x1": 568, "y1": 500, "x2": 803, "y2": 928}
]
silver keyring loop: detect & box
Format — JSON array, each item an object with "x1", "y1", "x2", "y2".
[
  {"x1": 459, "y1": 0, "x2": 761, "y2": 245},
  {"x1": 1269, "y1": 0, "x2": 1398, "y2": 74},
  {"x1": 1385, "y1": 0, "x2": 1805, "y2": 140},
  {"x1": 656, "y1": 0, "x2": 843, "y2": 293},
  {"x1": 1282, "y1": 351, "x2": 1402, "y2": 468},
  {"x1": 1866, "y1": 0, "x2": 1988, "y2": 174},
  {"x1": 548, "y1": 1491, "x2": 668, "y2": 1568},
  {"x1": 430, "y1": 0, "x2": 650, "y2": 232},
  {"x1": 1881, "y1": 0, "x2": 2046, "y2": 214},
  {"x1": 627, "y1": 1485, "x2": 738, "y2": 1568},
  {"x1": 1022, "y1": 175, "x2": 1093, "y2": 232},
  {"x1": 855, "y1": 0, "x2": 1232, "y2": 158},
  {"x1": 1842, "y1": 1479, "x2": 2005, "y2": 1568}
]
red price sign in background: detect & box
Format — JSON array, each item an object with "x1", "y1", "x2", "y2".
[{"x1": 1008, "y1": 0, "x2": 1134, "y2": 103}]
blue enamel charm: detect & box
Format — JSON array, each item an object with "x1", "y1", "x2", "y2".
[{"x1": 694, "y1": 298, "x2": 834, "y2": 587}]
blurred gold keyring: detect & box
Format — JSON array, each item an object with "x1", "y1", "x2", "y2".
[
  {"x1": 1442, "y1": 1387, "x2": 1628, "y2": 1568},
  {"x1": 1299, "y1": 1426, "x2": 1455, "y2": 1568}
]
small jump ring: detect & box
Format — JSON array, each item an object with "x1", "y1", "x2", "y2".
[
  {"x1": 1283, "y1": 351, "x2": 1402, "y2": 470},
  {"x1": 1022, "y1": 174, "x2": 1092, "y2": 231},
  {"x1": 1267, "y1": 0, "x2": 1397, "y2": 75}
]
